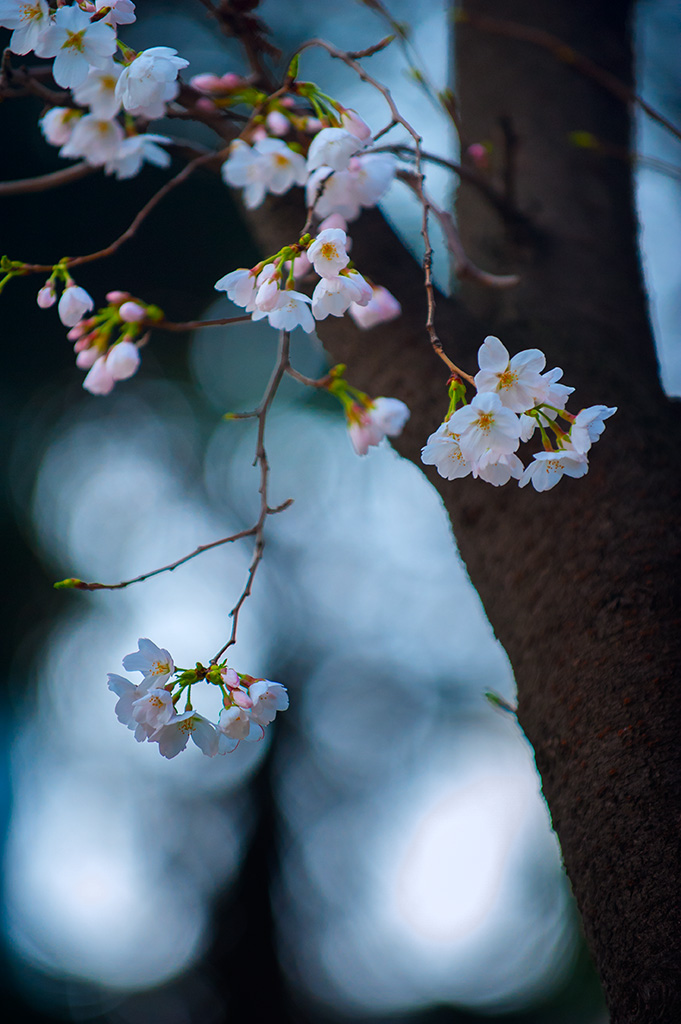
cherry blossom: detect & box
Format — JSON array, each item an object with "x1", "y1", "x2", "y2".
[
  {"x1": 349, "y1": 284, "x2": 401, "y2": 328},
  {"x1": 60, "y1": 114, "x2": 125, "y2": 166},
  {"x1": 214, "y1": 267, "x2": 259, "y2": 308},
  {"x1": 348, "y1": 397, "x2": 410, "y2": 455},
  {"x1": 519, "y1": 447, "x2": 589, "y2": 492},
  {"x1": 307, "y1": 127, "x2": 364, "y2": 173},
  {"x1": 474, "y1": 335, "x2": 547, "y2": 413},
  {"x1": 115, "y1": 46, "x2": 189, "y2": 119},
  {"x1": 94, "y1": 0, "x2": 136, "y2": 26},
  {"x1": 473, "y1": 450, "x2": 525, "y2": 487},
  {"x1": 58, "y1": 284, "x2": 94, "y2": 327},
  {"x1": 447, "y1": 392, "x2": 521, "y2": 462},
  {"x1": 0, "y1": 0, "x2": 50, "y2": 56},
  {"x1": 122, "y1": 638, "x2": 174, "y2": 686},
  {"x1": 421, "y1": 422, "x2": 473, "y2": 480},
  {"x1": 107, "y1": 673, "x2": 155, "y2": 742},
  {"x1": 306, "y1": 152, "x2": 396, "y2": 221},
  {"x1": 248, "y1": 681, "x2": 289, "y2": 727},
  {"x1": 39, "y1": 107, "x2": 80, "y2": 147},
  {"x1": 35, "y1": 5, "x2": 117, "y2": 89},
  {"x1": 307, "y1": 228, "x2": 350, "y2": 278},
  {"x1": 105, "y1": 340, "x2": 141, "y2": 380},
  {"x1": 104, "y1": 133, "x2": 171, "y2": 179},
  {"x1": 132, "y1": 688, "x2": 175, "y2": 731},
  {"x1": 221, "y1": 138, "x2": 307, "y2": 209},
  {"x1": 72, "y1": 59, "x2": 122, "y2": 119},
  {"x1": 312, "y1": 271, "x2": 371, "y2": 320},
  {"x1": 218, "y1": 705, "x2": 262, "y2": 748},
  {"x1": 520, "y1": 366, "x2": 574, "y2": 441},
  {"x1": 152, "y1": 712, "x2": 219, "y2": 759},
  {"x1": 570, "y1": 405, "x2": 617, "y2": 453},
  {"x1": 252, "y1": 289, "x2": 315, "y2": 333}
]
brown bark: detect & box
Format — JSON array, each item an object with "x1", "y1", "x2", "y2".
[{"x1": 246, "y1": 2, "x2": 681, "y2": 1019}]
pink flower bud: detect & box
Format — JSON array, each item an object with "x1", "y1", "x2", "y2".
[
  {"x1": 220, "y1": 73, "x2": 243, "y2": 90},
  {"x1": 119, "y1": 301, "x2": 146, "y2": 323},
  {"x1": 37, "y1": 283, "x2": 57, "y2": 309},
  {"x1": 106, "y1": 341, "x2": 140, "y2": 381},
  {"x1": 196, "y1": 97, "x2": 217, "y2": 113},
  {"x1": 190, "y1": 73, "x2": 223, "y2": 93},
  {"x1": 76, "y1": 347, "x2": 100, "y2": 370},
  {"x1": 250, "y1": 125, "x2": 267, "y2": 142},
  {"x1": 466, "y1": 143, "x2": 489, "y2": 169},
  {"x1": 232, "y1": 689, "x2": 254, "y2": 709},
  {"x1": 106, "y1": 290, "x2": 129, "y2": 304},
  {"x1": 83, "y1": 356, "x2": 116, "y2": 396},
  {"x1": 349, "y1": 285, "x2": 401, "y2": 329},
  {"x1": 266, "y1": 111, "x2": 290, "y2": 137},
  {"x1": 340, "y1": 108, "x2": 372, "y2": 141}
]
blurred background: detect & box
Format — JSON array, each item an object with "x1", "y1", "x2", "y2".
[{"x1": 1, "y1": 2, "x2": 679, "y2": 1021}]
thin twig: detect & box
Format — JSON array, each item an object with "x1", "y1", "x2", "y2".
[
  {"x1": 0, "y1": 162, "x2": 96, "y2": 196},
  {"x1": 71, "y1": 526, "x2": 259, "y2": 590},
  {"x1": 211, "y1": 329, "x2": 292, "y2": 663},
  {"x1": 151, "y1": 314, "x2": 253, "y2": 332},
  {"x1": 397, "y1": 168, "x2": 520, "y2": 292},
  {"x1": 294, "y1": 38, "x2": 465, "y2": 376},
  {"x1": 20, "y1": 149, "x2": 223, "y2": 274},
  {"x1": 457, "y1": 10, "x2": 681, "y2": 146}
]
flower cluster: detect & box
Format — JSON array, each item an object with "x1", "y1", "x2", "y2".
[
  {"x1": 220, "y1": 110, "x2": 396, "y2": 220},
  {"x1": 108, "y1": 639, "x2": 288, "y2": 759},
  {"x1": 1, "y1": 3, "x2": 184, "y2": 180},
  {"x1": 421, "y1": 336, "x2": 616, "y2": 491},
  {"x1": 215, "y1": 224, "x2": 401, "y2": 336},
  {"x1": 322, "y1": 365, "x2": 410, "y2": 455},
  {"x1": 37, "y1": 273, "x2": 160, "y2": 394}
]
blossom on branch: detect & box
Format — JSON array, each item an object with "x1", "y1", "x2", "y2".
[
  {"x1": 221, "y1": 138, "x2": 307, "y2": 209},
  {"x1": 58, "y1": 284, "x2": 94, "y2": 327},
  {"x1": 349, "y1": 284, "x2": 401, "y2": 328},
  {"x1": 307, "y1": 127, "x2": 364, "y2": 173},
  {"x1": 447, "y1": 392, "x2": 522, "y2": 462},
  {"x1": 306, "y1": 153, "x2": 396, "y2": 221},
  {"x1": 35, "y1": 5, "x2": 117, "y2": 89},
  {"x1": 519, "y1": 447, "x2": 589, "y2": 492},
  {"x1": 347, "y1": 396, "x2": 410, "y2": 455},
  {"x1": 0, "y1": 0, "x2": 50, "y2": 56},
  {"x1": 474, "y1": 335, "x2": 547, "y2": 413},
  {"x1": 115, "y1": 46, "x2": 189, "y2": 119}
]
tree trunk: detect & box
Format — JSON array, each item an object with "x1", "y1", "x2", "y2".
[{"x1": 247, "y1": 2, "x2": 681, "y2": 1019}]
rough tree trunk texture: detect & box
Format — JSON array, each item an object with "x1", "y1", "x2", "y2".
[{"x1": 246, "y1": 1, "x2": 681, "y2": 1019}]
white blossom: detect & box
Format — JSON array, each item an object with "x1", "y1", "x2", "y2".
[
  {"x1": 307, "y1": 153, "x2": 396, "y2": 221},
  {"x1": 106, "y1": 340, "x2": 140, "y2": 381},
  {"x1": 122, "y1": 638, "x2": 174, "y2": 686},
  {"x1": 83, "y1": 355, "x2": 115, "y2": 395},
  {"x1": 218, "y1": 705, "x2": 262, "y2": 746},
  {"x1": 447, "y1": 392, "x2": 521, "y2": 462},
  {"x1": 474, "y1": 335, "x2": 547, "y2": 413},
  {"x1": 105, "y1": 132, "x2": 171, "y2": 179},
  {"x1": 60, "y1": 113, "x2": 124, "y2": 166},
  {"x1": 115, "y1": 46, "x2": 189, "y2": 119},
  {"x1": 570, "y1": 405, "x2": 617, "y2": 453},
  {"x1": 519, "y1": 367, "x2": 574, "y2": 441},
  {"x1": 107, "y1": 673, "x2": 154, "y2": 741},
  {"x1": 349, "y1": 397, "x2": 410, "y2": 455},
  {"x1": 39, "y1": 106, "x2": 81, "y2": 147},
  {"x1": 252, "y1": 289, "x2": 315, "y2": 333},
  {"x1": 35, "y1": 5, "x2": 117, "y2": 89},
  {"x1": 94, "y1": 0, "x2": 136, "y2": 26},
  {"x1": 421, "y1": 422, "x2": 473, "y2": 480},
  {"x1": 307, "y1": 227, "x2": 350, "y2": 278},
  {"x1": 307, "y1": 127, "x2": 363, "y2": 173},
  {"x1": 221, "y1": 138, "x2": 306, "y2": 209},
  {"x1": 58, "y1": 284, "x2": 94, "y2": 327},
  {"x1": 312, "y1": 271, "x2": 370, "y2": 320},
  {"x1": 473, "y1": 450, "x2": 525, "y2": 486},
  {"x1": 349, "y1": 284, "x2": 401, "y2": 329},
  {"x1": 153, "y1": 712, "x2": 219, "y2": 759},
  {"x1": 214, "y1": 267, "x2": 259, "y2": 309},
  {"x1": 73, "y1": 59, "x2": 122, "y2": 119},
  {"x1": 519, "y1": 447, "x2": 589, "y2": 492},
  {"x1": 132, "y1": 688, "x2": 175, "y2": 731},
  {"x1": 0, "y1": 0, "x2": 50, "y2": 56},
  {"x1": 248, "y1": 681, "x2": 289, "y2": 727}
]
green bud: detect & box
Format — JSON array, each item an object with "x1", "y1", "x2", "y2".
[
  {"x1": 287, "y1": 54, "x2": 300, "y2": 81},
  {"x1": 484, "y1": 690, "x2": 517, "y2": 714},
  {"x1": 53, "y1": 578, "x2": 84, "y2": 590}
]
